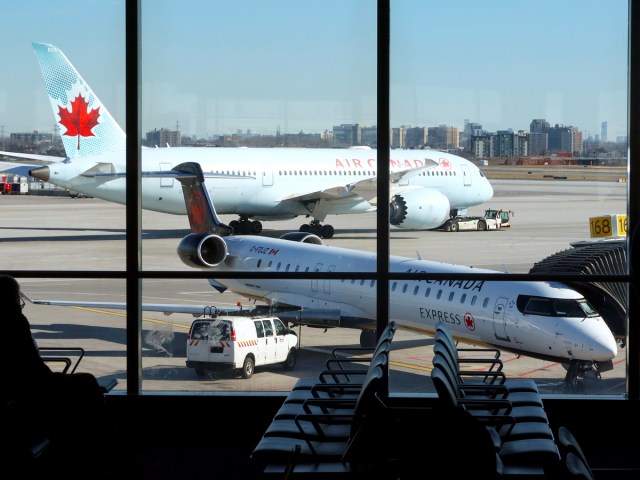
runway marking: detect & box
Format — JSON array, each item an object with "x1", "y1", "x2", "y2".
[{"x1": 68, "y1": 306, "x2": 192, "y2": 329}]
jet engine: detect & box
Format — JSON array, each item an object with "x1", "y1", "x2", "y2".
[
  {"x1": 389, "y1": 188, "x2": 451, "y2": 230},
  {"x1": 177, "y1": 233, "x2": 228, "y2": 268},
  {"x1": 279, "y1": 232, "x2": 325, "y2": 244}
]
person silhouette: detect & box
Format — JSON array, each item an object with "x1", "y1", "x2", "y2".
[{"x1": 0, "y1": 274, "x2": 142, "y2": 479}]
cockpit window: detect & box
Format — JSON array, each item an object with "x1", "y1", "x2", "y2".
[
  {"x1": 575, "y1": 299, "x2": 599, "y2": 317},
  {"x1": 517, "y1": 295, "x2": 599, "y2": 318}
]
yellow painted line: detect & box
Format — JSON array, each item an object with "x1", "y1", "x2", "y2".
[
  {"x1": 390, "y1": 360, "x2": 431, "y2": 372},
  {"x1": 68, "y1": 306, "x2": 192, "y2": 330}
]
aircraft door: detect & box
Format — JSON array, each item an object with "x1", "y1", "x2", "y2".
[
  {"x1": 492, "y1": 297, "x2": 510, "y2": 341},
  {"x1": 261, "y1": 164, "x2": 273, "y2": 186},
  {"x1": 324, "y1": 265, "x2": 335, "y2": 295},
  {"x1": 462, "y1": 164, "x2": 472, "y2": 187},
  {"x1": 311, "y1": 263, "x2": 323, "y2": 293},
  {"x1": 159, "y1": 163, "x2": 174, "y2": 187}
]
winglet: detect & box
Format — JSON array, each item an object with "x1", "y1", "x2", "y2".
[{"x1": 173, "y1": 162, "x2": 233, "y2": 237}]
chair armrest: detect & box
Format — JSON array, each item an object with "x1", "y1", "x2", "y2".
[
  {"x1": 325, "y1": 357, "x2": 372, "y2": 370},
  {"x1": 294, "y1": 414, "x2": 355, "y2": 454},
  {"x1": 456, "y1": 347, "x2": 501, "y2": 359},
  {"x1": 41, "y1": 356, "x2": 72, "y2": 374},
  {"x1": 301, "y1": 398, "x2": 358, "y2": 414},
  {"x1": 457, "y1": 369, "x2": 507, "y2": 385},
  {"x1": 38, "y1": 347, "x2": 85, "y2": 374},
  {"x1": 309, "y1": 382, "x2": 364, "y2": 397},
  {"x1": 330, "y1": 346, "x2": 375, "y2": 357},
  {"x1": 98, "y1": 377, "x2": 118, "y2": 393}
]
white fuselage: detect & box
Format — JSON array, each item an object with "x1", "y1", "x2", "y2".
[
  {"x1": 42, "y1": 147, "x2": 493, "y2": 221},
  {"x1": 207, "y1": 235, "x2": 617, "y2": 364}
]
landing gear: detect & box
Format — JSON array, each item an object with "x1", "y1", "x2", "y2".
[
  {"x1": 555, "y1": 360, "x2": 603, "y2": 393},
  {"x1": 360, "y1": 329, "x2": 377, "y2": 348},
  {"x1": 299, "y1": 219, "x2": 335, "y2": 239},
  {"x1": 229, "y1": 216, "x2": 263, "y2": 235}
]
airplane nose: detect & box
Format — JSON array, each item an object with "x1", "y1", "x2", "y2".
[
  {"x1": 599, "y1": 329, "x2": 618, "y2": 360},
  {"x1": 483, "y1": 177, "x2": 494, "y2": 201},
  {"x1": 586, "y1": 320, "x2": 617, "y2": 361},
  {"x1": 29, "y1": 166, "x2": 50, "y2": 181}
]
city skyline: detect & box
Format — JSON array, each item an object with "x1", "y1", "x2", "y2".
[{"x1": 0, "y1": 1, "x2": 629, "y2": 141}]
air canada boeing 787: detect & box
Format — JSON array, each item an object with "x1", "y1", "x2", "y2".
[
  {"x1": 23, "y1": 161, "x2": 617, "y2": 386},
  {"x1": 0, "y1": 42, "x2": 494, "y2": 238}
]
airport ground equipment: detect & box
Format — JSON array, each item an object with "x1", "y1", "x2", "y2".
[
  {"x1": 186, "y1": 314, "x2": 298, "y2": 379},
  {"x1": 484, "y1": 208, "x2": 514, "y2": 227},
  {"x1": 441, "y1": 213, "x2": 502, "y2": 231}
]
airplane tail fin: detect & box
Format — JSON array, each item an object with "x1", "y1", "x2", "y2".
[
  {"x1": 32, "y1": 42, "x2": 126, "y2": 158},
  {"x1": 173, "y1": 162, "x2": 233, "y2": 237}
]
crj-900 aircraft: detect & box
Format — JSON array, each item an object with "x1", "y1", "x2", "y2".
[
  {"x1": 23, "y1": 161, "x2": 617, "y2": 386},
  {"x1": 0, "y1": 42, "x2": 494, "y2": 238}
]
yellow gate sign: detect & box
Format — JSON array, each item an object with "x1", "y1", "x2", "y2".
[{"x1": 589, "y1": 214, "x2": 628, "y2": 238}]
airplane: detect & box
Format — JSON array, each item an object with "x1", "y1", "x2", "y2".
[
  {"x1": 0, "y1": 41, "x2": 494, "y2": 238},
  {"x1": 22, "y1": 161, "x2": 618, "y2": 387}
]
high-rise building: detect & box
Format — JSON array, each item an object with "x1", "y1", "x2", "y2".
[{"x1": 601, "y1": 121, "x2": 608, "y2": 143}]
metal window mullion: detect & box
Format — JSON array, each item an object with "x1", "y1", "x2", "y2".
[{"x1": 125, "y1": 0, "x2": 142, "y2": 395}]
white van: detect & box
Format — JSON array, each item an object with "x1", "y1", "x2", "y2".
[{"x1": 186, "y1": 315, "x2": 299, "y2": 379}]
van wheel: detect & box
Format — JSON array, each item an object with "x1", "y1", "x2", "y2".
[
  {"x1": 282, "y1": 348, "x2": 296, "y2": 371},
  {"x1": 195, "y1": 367, "x2": 207, "y2": 378},
  {"x1": 241, "y1": 356, "x2": 255, "y2": 379}
]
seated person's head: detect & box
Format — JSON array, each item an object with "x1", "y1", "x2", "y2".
[{"x1": 0, "y1": 274, "x2": 22, "y2": 312}]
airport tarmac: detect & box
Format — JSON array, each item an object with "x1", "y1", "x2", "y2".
[{"x1": 0, "y1": 178, "x2": 628, "y2": 396}]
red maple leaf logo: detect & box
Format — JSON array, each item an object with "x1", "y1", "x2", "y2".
[
  {"x1": 188, "y1": 190, "x2": 207, "y2": 233},
  {"x1": 439, "y1": 158, "x2": 451, "y2": 169},
  {"x1": 464, "y1": 313, "x2": 475, "y2": 331},
  {"x1": 58, "y1": 94, "x2": 100, "y2": 150}
]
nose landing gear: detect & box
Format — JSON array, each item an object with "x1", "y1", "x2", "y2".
[{"x1": 553, "y1": 360, "x2": 612, "y2": 393}]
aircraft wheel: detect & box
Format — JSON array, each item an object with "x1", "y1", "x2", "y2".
[
  {"x1": 320, "y1": 224, "x2": 335, "y2": 239},
  {"x1": 241, "y1": 356, "x2": 255, "y2": 379},
  {"x1": 229, "y1": 220, "x2": 240, "y2": 234},
  {"x1": 250, "y1": 220, "x2": 263, "y2": 234},
  {"x1": 359, "y1": 329, "x2": 377, "y2": 348},
  {"x1": 477, "y1": 220, "x2": 487, "y2": 231},
  {"x1": 450, "y1": 222, "x2": 459, "y2": 232},
  {"x1": 299, "y1": 224, "x2": 311, "y2": 233},
  {"x1": 282, "y1": 348, "x2": 297, "y2": 371}
]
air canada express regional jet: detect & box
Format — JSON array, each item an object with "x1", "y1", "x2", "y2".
[
  {"x1": 167, "y1": 161, "x2": 615, "y2": 386},
  {"x1": 0, "y1": 42, "x2": 494, "y2": 238}
]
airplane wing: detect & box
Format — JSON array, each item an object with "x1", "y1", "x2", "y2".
[
  {"x1": 0, "y1": 151, "x2": 65, "y2": 163},
  {"x1": 22, "y1": 292, "x2": 246, "y2": 318},
  {"x1": 279, "y1": 161, "x2": 438, "y2": 205}
]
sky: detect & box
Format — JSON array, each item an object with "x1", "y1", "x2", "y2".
[{"x1": 0, "y1": 0, "x2": 629, "y2": 141}]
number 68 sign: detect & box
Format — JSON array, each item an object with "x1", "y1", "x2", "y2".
[{"x1": 589, "y1": 214, "x2": 627, "y2": 238}]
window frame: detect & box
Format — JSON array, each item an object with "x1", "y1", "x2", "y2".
[{"x1": 7, "y1": 0, "x2": 632, "y2": 399}]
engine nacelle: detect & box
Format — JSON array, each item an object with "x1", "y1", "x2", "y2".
[
  {"x1": 177, "y1": 233, "x2": 228, "y2": 268},
  {"x1": 389, "y1": 188, "x2": 451, "y2": 230},
  {"x1": 279, "y1": 232, "x2": 325, "y2": 245}
]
